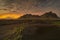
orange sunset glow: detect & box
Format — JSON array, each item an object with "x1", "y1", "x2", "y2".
[{"x1": 0, "y1": 13, "x2": 24, "y2": 19}]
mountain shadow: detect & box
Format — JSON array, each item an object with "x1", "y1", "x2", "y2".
[{"x1": 22, "y1": 25, "x2": 60, "y2": 40}]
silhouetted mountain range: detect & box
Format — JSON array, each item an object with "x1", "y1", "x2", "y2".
[
  {"x1": 19, "y1": 11, "x2": 59, "y2": 19},
  {"x1": 41, "y1": 11, "x2": 58, "y2": 18},
  {"x1": 20, "y1": 14, "x2": 40, "y2": 19}
]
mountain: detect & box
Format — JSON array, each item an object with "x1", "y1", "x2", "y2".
[
  {"x1": 19, "y1": 14, "x2": 40, "y2": 19},
  {"x1": 19, "y1": 11, "x2": 59, "y2": 20},
  {"x1": 41, "y1": 11, "x2": 58, "y2": 18}
]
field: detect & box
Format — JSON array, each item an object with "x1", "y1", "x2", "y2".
[{"x1": 0, "y1": 19, "x2": 60, "y2": 40}]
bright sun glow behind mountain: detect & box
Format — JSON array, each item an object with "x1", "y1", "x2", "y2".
[{"x1": 0, "y1": 13, "x2": 24, "y2": 19}]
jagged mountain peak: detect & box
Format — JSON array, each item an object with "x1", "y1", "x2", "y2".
[
  {"x1": 19, "y1": 11, "x2": 59, "y2": 19},
  {"x1": 41, "y1": 11, "x2": 58, "y2": 18},
  {"x1": 20, "y1": 14, "x2": 40, "y2": 18}
]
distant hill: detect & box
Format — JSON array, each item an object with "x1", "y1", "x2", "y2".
[
  {"x1": 41, "y1": 11, "x2": 58, "y2": 18},
  {"x1": 19, "y1": 11, "x2": 59, "y2": 20},
  {"x1": 19, "y1": 14, "x2": 40, "y2": 19}
]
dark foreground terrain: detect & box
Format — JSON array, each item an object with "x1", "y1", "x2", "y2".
[{"x1": 0, "y1": 19, "x2": 60, "y2": 40}]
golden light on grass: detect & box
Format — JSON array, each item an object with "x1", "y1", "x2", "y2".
[{"x1": 0, "y1": 13, "x2": 24, "y2": 19}]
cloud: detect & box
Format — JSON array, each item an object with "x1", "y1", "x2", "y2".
[{"x1": 0, "y1": 0, "x2": 60, "y2": 16}]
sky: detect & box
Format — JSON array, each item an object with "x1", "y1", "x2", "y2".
[{"x1": 0, "y1": 0, "x2": 60, "y2": 18}]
